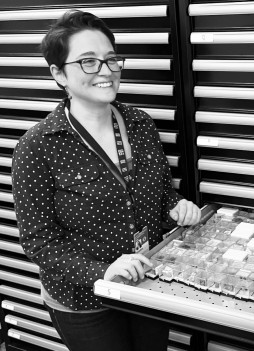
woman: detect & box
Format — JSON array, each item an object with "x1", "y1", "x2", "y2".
[{"x1": 12, "y1": 10, "x2": 201, "y2": 351}]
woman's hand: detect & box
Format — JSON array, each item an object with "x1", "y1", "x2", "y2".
[
  {"x1": 104, "y1": 253, "x2": 153, "y2": 282},
  {"x1": 169, "y1": 199, "x2": 201, "y2": 226}
]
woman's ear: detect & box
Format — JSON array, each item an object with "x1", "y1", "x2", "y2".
[{"x1": 50, "y1": 64, "x2": 67, "y2": 88}]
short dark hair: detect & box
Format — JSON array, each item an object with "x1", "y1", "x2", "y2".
[{"x1": 41, "y1": 10, "x2": 116, "y2": 69}]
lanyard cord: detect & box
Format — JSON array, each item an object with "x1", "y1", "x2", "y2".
[
  {"x1": 68, "y1": 108, "x2": 142, "y2": 231},
  {"x1": 111, "y1": 111, "x2": 130, "y2": 185},
  {"x1": 112, "y1": 112, "x2": 142, "y2": 231}
]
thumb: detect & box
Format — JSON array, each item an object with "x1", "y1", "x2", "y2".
[{"x1": 170, "y1": 209, "x2": 179, "y2": 222}]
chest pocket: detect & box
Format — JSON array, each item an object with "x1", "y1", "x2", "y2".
[
  {"x1": 138, "y1": 148, "x2": 162, "y2": 165},
  {"x1": 55, "y1": 164, "x2": 99, "y2": 188}
]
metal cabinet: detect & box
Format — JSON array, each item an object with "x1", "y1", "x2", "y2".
[
  {"x1": 0, "y1": 1, "x2": 186, "y2": 350},
  {"x1": 1, "y1": 1, "x2": 254, "y2": 350}
]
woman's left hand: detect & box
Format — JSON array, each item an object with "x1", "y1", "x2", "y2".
[{"x1": 169, "y1": 199, "x2": 201, "y2": 226}]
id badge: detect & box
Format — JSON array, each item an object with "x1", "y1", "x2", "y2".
[{"x1": 133, "y1": 226, "x2": 149, "y2": 254}]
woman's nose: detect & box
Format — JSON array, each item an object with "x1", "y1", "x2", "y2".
[{"x1": 98, "y1": 62, "x2": 111, "y2": 75}]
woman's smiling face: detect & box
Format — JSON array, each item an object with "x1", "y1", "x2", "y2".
[{"x1": 60, "y1": 29, "x2": 121, "y2": 107}]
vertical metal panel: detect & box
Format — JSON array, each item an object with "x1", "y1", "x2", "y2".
[
  {"x1": 186, "y1": 0, "x2": 254, "y2": 207},
  {"x1": 0, "y1": 3, "x2": 181, "y2": 351}
]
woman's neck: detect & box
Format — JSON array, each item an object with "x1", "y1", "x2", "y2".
[{"x1": 69, "y1": 99, "x2": 112, "y2": 131}]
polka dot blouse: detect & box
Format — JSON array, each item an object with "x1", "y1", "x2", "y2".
[{"x1": 12, "y1": 99, "x2": 182, "y2": 311}]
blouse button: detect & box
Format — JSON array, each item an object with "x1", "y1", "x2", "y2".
[
  {"x1": 147, "y1": 154, "x2": 152, "y2": 159},
  {"x1": 129, "y1": 224, "x2": 135, "y2": 229},
  {"x1": 126, "y1": 201, "x2": 132, "y2": 207},
  {"x1": 76, "y1": 173, "x2": 82, "y2": 180}
]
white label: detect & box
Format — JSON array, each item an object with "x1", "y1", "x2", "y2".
[
  {"x1": 193, "y1": 33, "x2": 214, "y2": 43},
  {"x1": 5, "y1": 316, "x2": 18, "y2": 325},
  {"x1": 8, "y1": 331, "x2": 20, "y2": 339},
  {"x1": 94, "y1": 286, "x2": 121, "y2": 300},
  {"x1": 198, "y1": 137, "x2": 219, "y2": 147},
  {"x1": 2, "y1": 302, "x2": 14, "y2": 310}
]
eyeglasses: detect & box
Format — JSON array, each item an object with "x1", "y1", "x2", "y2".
[{"x1": 61, "y1": 56, "x2": 125, "y2": 74}]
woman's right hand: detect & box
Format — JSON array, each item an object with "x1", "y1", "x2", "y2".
[{"x1": 104, "y1": 253, "x2": 153, "y2": 282}]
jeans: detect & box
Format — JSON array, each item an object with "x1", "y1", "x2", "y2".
[{"x1": 45, "y1": 304, "x2": 170, "y2": 351}]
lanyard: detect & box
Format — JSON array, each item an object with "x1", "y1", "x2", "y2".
[
  {"x1": 111, "y1": 112, "x2": 142, "y2": 231},
  {"x1": 111, "y1": 111, "x2": 130, "y2": 185},
  {"x1": 68, "y1": 108, "x2": 142, "y2": 231},
  {"x1": 69, "y1": 109, "x2": 123, "y2": 185}
]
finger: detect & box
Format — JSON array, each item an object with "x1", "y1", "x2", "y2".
[
  {"x1": 115, "y1": 264, "x2": 133, "y2": 280},
  {"x1": 177, "y1": 202, "x2": 187, "y2": 225},
  {"x1": 126, "y1": 265, "x2": 139, "y2": 282},
  {"x1": 197, "y1": 208, "x2": 202, "y2": 223},
  {"x1": 186, "y1": 204, "x2": 201, "y2": 225},
  {"x1": 183, "y1": 211, "x2": 194, "y2": 226},
  {"x1": 131, "y1": 260, "x2": 145, "y2": 280},
  {"x1": 186, "y1": 206, "x2": 201, "y2": 226},
  {"x1": 104, "y1": 265, "x2": 132, "y2": 281},
  {"x1": 120, "y1": 254, "x2": 132, "y2": 262},
  {"x1": 117, "y1": 268, "x2": 133, "y2": 281},
  {"x1": 191, "y1": 207, "x2": 201, "y2": 225},
  {"x1": 181, "y1": 202, "x2": 195, "y2": 226},
  {"x1": 169, "y1": 209, "x2": 178, "y2": 222},
  {"x1": 130, "y1": 254, "x2": 153, "y2": 267}
]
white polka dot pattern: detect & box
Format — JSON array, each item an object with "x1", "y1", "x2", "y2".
[{"x1": 12, "y1": 99, "x2": 182, "y2": 311}]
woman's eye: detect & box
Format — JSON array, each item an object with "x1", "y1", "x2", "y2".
[
  {"x1": 108, "y1": 57, "x2": 118, "y2": 63},
  {"x1": 82, "y1": 59, "x2": 97, "y2": 66}
]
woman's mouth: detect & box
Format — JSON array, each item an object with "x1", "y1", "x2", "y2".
[{"x1": 94, "y1": 82, "x2": 113, "y2": 88}]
